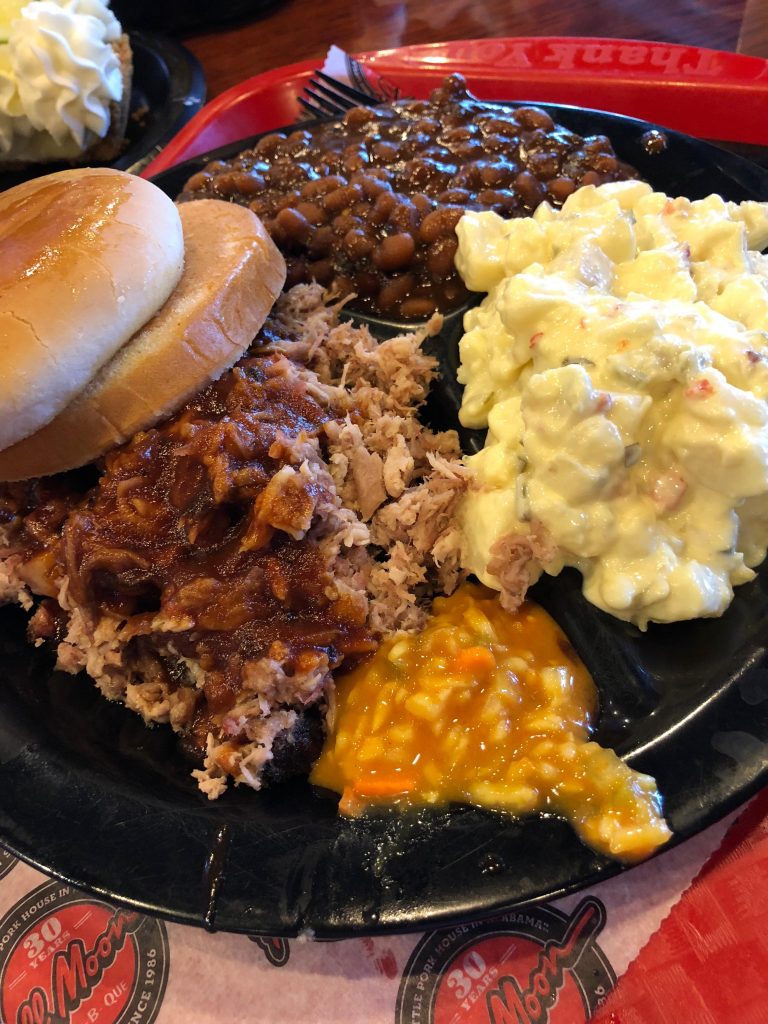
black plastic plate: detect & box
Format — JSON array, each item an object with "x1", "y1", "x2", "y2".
[
  {"x1": 0, "y1": 30, "x2": 205, "y2": 192},
  {"x1": 0, "y1": 105, "x2": 766, "y2": 937}
]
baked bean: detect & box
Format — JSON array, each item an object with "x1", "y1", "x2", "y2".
[
  {"x1": 589, "y1": 153, "x2": 619, "y2": 174},
  {"x1": 560, "y1": 149, "x2": 587, "y2": 178},
  {"x1": 343, "y1": 149, "x2": 369, "y2": 173},
  {"x1": 441, "y1": 126, "x2": 473, "y2": 144},
  {"x1": 546, "y1": 128, "x2": 580, "y2": 154},
  {"x1": 255, "y1": 132, "x2": 287, "y2": 157},
  {"x1": 295, "y1": 201, "x2": 326, "y2": 226},
  {"x1": 402, "y1": 159, "x2": 437, "y2": 189},
  {"x1": 372, "y1": 141, "x2": 399, "y2": 164},
  {"x1": 480, "y1": 117, "x2": 520, "y2": 137},
  {"x1": 547, "y1": 177, "x2": 577, "y2": 203},
  {"x1": 274, "y1": 207, "x2": 312, "y2": 244},
  {"x1": 515, "y1": 107, "x2": 555, "y2": 132},
  {"x1": 584, "y1": 135, "x2": 613, "y2": 154},
  {"x1": 580, "y1": 170, "x2": 603, "y2": 187},
  {"x1": 399, "y1": 296, "x2": 438, "y2": 318},
  {"x1": 246, "y1": 171, "x2": 267, "y2": 192},
  {"x1": 411, "y1": 193, "x2": 433, "y2": 216},
  {"x1": 287, "y1": 128, "x2": 312, "y2": 145},
  {"x1": 264, "y1": 217, "x2": 285, "y2": 246},
  {"x1": 524, "y1": 128, "x2": 552, "y2": 151},
  {"x1": 479, "y1": 162, "x2": 516, "y2": 188},
  {"x1": 307, "y1": 225, "x2": 334, "y2": 257},
  {"x1": 214, "y1": 170, "x2": 266, "y2": 195},
  {"x1": 184, "y1": 170, "x2": 212, "y2": 192},
  {"x1": 275, "y1": 192, "x2": 300, "y2": 212},
  {"x1": 422, "y1": 144, "x2": 456, "y2": 168},
  {"x1": 441, "y1": 281, "x2": 468, "y2": 306},
  {"x1": 373, "y1": 233, "x2": 416, "y2": 272},
  {"x1": 302, "y1": 175, "x2": 347, "y2": 198},
  {"x1": 180, "y1": 73, "x2": 636, "y2": 319},
  {"x1": 204, "y1": 160, "x2": 231, "y2": 173},
  {"x1": 332, "y1": 211, "x2": 360, "y2": 235},
  {"x1": 323, "y1": 185, "x2": 362, "y2": 213},
  {"x1": 455, "y1": 142, "x2": 485, "y2": 160},
  {"x1": 401, "y1": 131, "x2": 432, "y2": 154},
  {"x1": 264, "y1": 164, "x2": 312, "y2": 189},
  {"x1": 483, "y1": 134, "x2": 512, "y2": 154},
  {"x1": 345, "y1": 106, "x2": 377, "y2": 131},
  {"x1": 426, "y1": 236, "x2": 458, "y2": 278},
  {"x1": 307, "y1": 258, "x2": 335, "y2": 285},
  {"x1": 369, "y1": 190, "x2": 397, "y2": 226},
  {"x1": 438, "y1": 188, "x2": 471, "y2": 204},
  {"x1": 285, "y1": 256, "x2": 306, "y2": 287},
  {"x1": 332, "y1": 274, "x2": 355, "y2": 296},
  {"x1": 418, "y1": 207, "x2": 463, "y2": 243},
  {"x1": 451, "y1": 165, "x2": 482, "y2": 189},
  {"x1": 477, "y1": 189, "x2": 517, "y2": 213},
  {"x1": 387, "y1": 198, "x2": 419, "y2": 233},
  {"x1": 342, "y1": 228, "x2": 374, "y2": 260},
  {"x1": 527, "y1": 152, "x2": 560, "y2": 180},
  {"x1": 355, "y1": 174, "x2": 387, "y2": 200},
  {"x1": 515, "y1": 171, "x2": 546, "y2": 209},
  {"x1": 378, "y1": 273, "x2": 416, "y2": 312},
  {"x1": 355, "y1": 270, "x2": 381, "y2": 297}
]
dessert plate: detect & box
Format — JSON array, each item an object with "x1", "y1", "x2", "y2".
[
  {"x1": 0, "y1": 30, "x2": 205, "y2": 193},
  {"x1": 0, "y1": 94, "x2": 766, "y2": 938}
]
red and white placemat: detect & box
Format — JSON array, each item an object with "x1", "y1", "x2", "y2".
[
  {"x1": 0, "y1": 790, "x2": 765, "y2": 1024},
  {"x1": 3, "y1": 38, "x2": 767, "y2": 1024}
]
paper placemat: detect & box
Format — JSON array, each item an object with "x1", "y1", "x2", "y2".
[{"x1": 1, "y1": 791, "x2": 765, "y2": 1024}]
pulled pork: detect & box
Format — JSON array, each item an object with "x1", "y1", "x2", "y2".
[
  {"x1": 0, "y1": 285, "x2": 467, "y2": 797},
  {"x1": 486, "y1": 522, "x2": 557, "y2": 613}
]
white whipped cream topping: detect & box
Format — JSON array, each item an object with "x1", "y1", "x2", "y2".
[{"x1": 0, "y1": 0, "x2": 123, "y2": 158}]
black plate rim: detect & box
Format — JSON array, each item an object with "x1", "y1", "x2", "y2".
[
  {"x1": 0, "y1": 743, "x2": 762, "y2": 938},
  {"x1": 119, "y1": 30, "x2": 207, "y2": 176},
  {"x1": 0, "y1": 100, "x2": 766, "y2": 937}
]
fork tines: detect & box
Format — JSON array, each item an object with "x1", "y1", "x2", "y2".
[
  {"x1": 298, "y1": 69, "x2": 380, "y2": 121},
  {"x1": 314, "y1": 70, "x2": 379, "y2": 103}
]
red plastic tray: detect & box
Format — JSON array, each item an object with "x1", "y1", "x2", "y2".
[{"x1": 143, "y1": 36, "x2": 768, "y2": 177}]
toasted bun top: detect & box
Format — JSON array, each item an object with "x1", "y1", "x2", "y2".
[
  {"x1": 0, "y1": 167, "x2": 184, "y2": 450},
  {"x1": 0, "y1": 200, "x2": 287, "y2": 480}
]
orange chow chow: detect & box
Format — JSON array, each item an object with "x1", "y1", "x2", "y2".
[{"x1": 312, "y1": 583, "x2": 672, "y2": 861}]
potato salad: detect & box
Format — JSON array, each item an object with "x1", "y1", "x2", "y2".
[{"x1": 456, "y1": 181, "x2": 768, "y2": 627}]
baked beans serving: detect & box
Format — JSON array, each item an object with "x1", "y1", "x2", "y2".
[{"x1": 179, "y1": 74, "x2": 637, "y2": 321}]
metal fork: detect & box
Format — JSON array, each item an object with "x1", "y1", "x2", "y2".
[
  {"x1": 298, "y1": 70, "x2": 380, "y2": 120},
  {"x1": 297, "y1": 51, "x2": 401, "y2": 121}
]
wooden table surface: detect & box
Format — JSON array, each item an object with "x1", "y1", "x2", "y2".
[{"x1": 183, "y1": 0, "x2": 767, "y2": 100}]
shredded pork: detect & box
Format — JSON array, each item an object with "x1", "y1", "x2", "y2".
[
  {"x1": 486, "y1": 522, "x2": 557, "y2": 612},
  {"x1": 0, "y1": 285, "x2": 468, "y2": 797}
]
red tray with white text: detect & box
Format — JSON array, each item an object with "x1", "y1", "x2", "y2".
[{"x1": 143, "y1": 36, "x2": 768, "y2": 177}]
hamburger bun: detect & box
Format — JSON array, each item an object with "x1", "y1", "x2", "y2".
[
  {"x1": 0, "y1": 167, "x2": 184, "y2": 451},
  {"x1": 0, "y1": 198, "x2": 287, "y2": 480}
]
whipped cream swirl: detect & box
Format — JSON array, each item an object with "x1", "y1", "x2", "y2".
[{"x1": 0, "y1": 0, "x2": 124, "y2": 157}]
